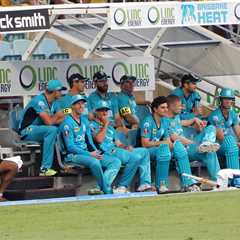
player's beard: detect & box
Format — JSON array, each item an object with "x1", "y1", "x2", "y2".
[{"x1": 97, "y1": 85, "x2": 108, "y2": 93}]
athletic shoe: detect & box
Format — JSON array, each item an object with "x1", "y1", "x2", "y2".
[
  {"x1": 137, "y1": 184, "x2": 156, "y2": 192},
  {"x1": 88, "y1": 188, "x2": 103, "y2": 195},
  {"x1": 198, "y1": 142, "x2": 220, "y2": 153},
  {"x1": 158, "y1": 184, "x2": 169, "y2": 193},
  {"x1": 39, "y1": 168, "x2": 57, "y2": 177},
  {"x1": 184, "y1": 184, "x2": 201, "y2": 192},
  {"x1": 113, "y1": 186, "x2": 129, "y2": 194}
]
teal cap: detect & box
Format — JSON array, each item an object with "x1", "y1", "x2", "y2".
[
  {"x1": 47, "y1": 79, "x2": 67, "y2": 91},
  {"x1": 219, "y1": 88, "x2": 235, "y2": 99},
  {"x1": 71, "y1": 95, "x2": 87, "y2": 105},
  {"x1": 94, "y1": 100, "x2": 110, "y2": 111}
]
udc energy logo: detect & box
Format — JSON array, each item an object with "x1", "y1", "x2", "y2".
[
  {"x1": 114, "y1": 8, "x2": 126, "y2": 26},
  {"x1": 113, "y1": 8, "x2": 142, "y2": 27},
  {"x1": 148, "y1": 7, "x2": 160, "y2": 24},
  {"x1": 234, "y1": 3, "x2": 240, "y2": 20}
]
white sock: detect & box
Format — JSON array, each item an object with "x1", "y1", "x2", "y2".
[{"x1": 0, "y1": 193, "x2": 3, "y2": 198}]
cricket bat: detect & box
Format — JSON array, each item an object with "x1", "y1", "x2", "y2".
[{"x1": 182, "y1": 173, "x2": 219, "y2": 187}]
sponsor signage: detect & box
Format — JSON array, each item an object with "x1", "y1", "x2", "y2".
[
  {"x1": 0, "y1": 8, "x2": 50, "y2": 33},
  {"x1": 109, "y1": 1, "x2": 240, "y2": 29},
  {"x1": 0, "y1": 57, "x2": 155, "y2": 96}
]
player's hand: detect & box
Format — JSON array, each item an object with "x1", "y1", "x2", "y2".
[
  {"x1": 184, "y1": 139, "x2": 193, "y2": 145},
  {"x1": 90, "y1": 151, "x2": 103, "y2": 160},
  {"x1": 101, "y1": 116, "x2": 110, "y2": 127},
  {"x1": 237, "y1": 142, "x2": 240, "y2": 148},
  {"x1": 126, "y1": 145, "x2": 133, "y2": 151}
]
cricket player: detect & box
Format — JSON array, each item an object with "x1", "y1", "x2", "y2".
[
  {"x1": 140, "y1": 96, "x2": 172, "y2": 192},
  {"x1": 208, "y1": 88, "x2": 240, "y2": 169},
  {"x1": 87, "y1": 71, "x2": 122, "y2": 126},
  {"x1": 90, "y1": 100, "x2": 153, "y2": 193},
  {"x1": 166, "y1": 94, "x2": 220, "y2": 181},
  {"x1": 19, "y1": 79, "x2": 66, "y2": 176},
  {"x1": 0, "y1": 156, "x2": 23, "y2": 201},
  {"x1": 59, "y1": 95, "x2": 121, "y2": 194},
  {"x1": 171, "y1": 73, "x2": 202, "y2": 120},
  {"x1": 54, "y1": 73, "x2": 88, "y2": 115},
  {"x1": 116, "y1": 75, "x2": 139, "y2": 129}
]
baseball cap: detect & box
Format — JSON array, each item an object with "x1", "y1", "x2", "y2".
[
  {"x1": 71, "y1": 95, "x2": 87, "y2": 106},
  {"x1": 181, "y1": 74, "x2": 201, "y2": 85},
  {"x1": 120, "y1": 75, "x2": 136, "y2": 84},
  {"x1": 94, "y1": 100, "x2": 110, "y2": 111},
  {"x1": 93, "y1": 71, "x2": 110, "y2": 81},
  {"x1": 47, "y1": 79, "x2": 67, "y2": 91},
  {"x1": 67, "y1": 73, "x2": 88, "y2": 84}
]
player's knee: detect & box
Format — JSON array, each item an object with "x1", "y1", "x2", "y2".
[
  {"x1": 47, "y1": 126, "x2": 58, "y2": 136},
  {"x1": 89, "y1": 159, "x2": 101, "y2": 170}
]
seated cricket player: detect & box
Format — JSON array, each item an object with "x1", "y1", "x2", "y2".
[
  {"x1": 208, "y1": 88, "x2": 240, "y2": 169},
  {"x1": 172, "y1": 73, "x2": 202, "y2": 120},
  {"x1": 87, "y1": 71, "x2": 122, "y2": 127},
  {"x1": 19, "y1": 79, "x2": 66, "y2": 176},
  {"x1": 117, "y1": 75, "x2": 139, "y2": 129},
  {"x1": 166, "y1": 94, "x2": 221, "y2": 181},
  {"x1": 90, "y1": 100, "x2": 153, "y2": 193},
  {"x1": 141, "y1": 96, "x2": 200, "y2": 192},
  {"x1": 0, "y1": 156, "x2": 23, "y2": 201},
  {"x1": 59, "y1": 95, "x2": 121, "y2": 195}
]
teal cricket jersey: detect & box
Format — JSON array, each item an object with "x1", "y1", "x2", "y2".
[
  {"x1": 19, "y1": 93, "x2": 55, "y2": 131},
  {"x1": 60, "y1": 114, "x2": 96, "y2": 156},
  {"x1": 87, "y1": 91, "x2": 118, "y2": 123},
  {"x1": 117, "y1": 91, "x2": 138, "y2": 126},
  {"x1": 208, "y1": 107, "x2": 239, "y2": 137},
  {"x1": 140, "y1": 115, "x2": 169, "y2": 141},
  {"x1": 172, "y1": 87, "x2": 201, "y2": 120},
  {"x1": 90, "y1": 120, "x2": 117, "y2": 153},
  {"x1": 53, "y1": 93, "x2": 88, "y2": 115}
]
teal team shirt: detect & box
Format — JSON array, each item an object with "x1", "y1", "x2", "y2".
[
  {"x1": 53, "y1": 93, "x2": 88, "y2": 115},
  {"x1": 60, "y1": 114, "x2": 96, "y2": 156},
  {"x1": 140, "y1": 115, "x2": 169, "y2": 141},
  {"x1": 172, "y1": 87, "x2": 201, "y2": 120},
  {"x1": 19, "y1": 93, "x2": 55, "y2": 130},
  {"x1": 90, "y1": 120, "x2": 117, "y2": 153},
  {"x1": 87, "y1": 91, "x2": 119, "y2": 123},
  {"x1": 117, "y1": 91, "x2": 138, "y2": 126},
  {"x1": 166, "y1": 114, "x2": 184, "y2": 137},
  {"x1": 208, "y1": 107, "x2": 239, "y2": 137}
]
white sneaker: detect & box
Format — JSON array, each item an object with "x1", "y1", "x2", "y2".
[
  {"x1": 137, "y1": 184, "x2": 156, "y2": 192},
  {"x1": 158, "y1": 185, "x2": 169, "y2": 193},
  {"x1": 185, "y1": 184, "x2": 201, "y2": 192},
  {"x1": 113, "y1": 186, "x2": 129, "y2": 194},
  {"x1": 198, "y1": 142, "x2": 220, "y2": 153}
]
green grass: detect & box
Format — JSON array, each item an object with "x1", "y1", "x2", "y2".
[{"x1": 1, "y1": 191, "x2": 240, "y2": 240}]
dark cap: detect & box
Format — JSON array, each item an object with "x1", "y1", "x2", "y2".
[
  {"x1": 120, "y1": 75, "x2": 136, "y2": 84},
  {"x1": 93, "y1": 71, "x2": 110, "y2": 81},
  {"x1": 181, "y1": 73, "x2": 201, "y2": 85},
  {"x1": 67, "y1": 73, "x2": 88, "y2": 84}
]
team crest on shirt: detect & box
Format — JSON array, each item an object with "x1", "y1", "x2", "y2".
[
  {"x1": 38, "y1": 101, "x2": 46, "y2": 110},
  {"x1": 144, "y1": 122, "x2": 150, "y2": 128}
]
